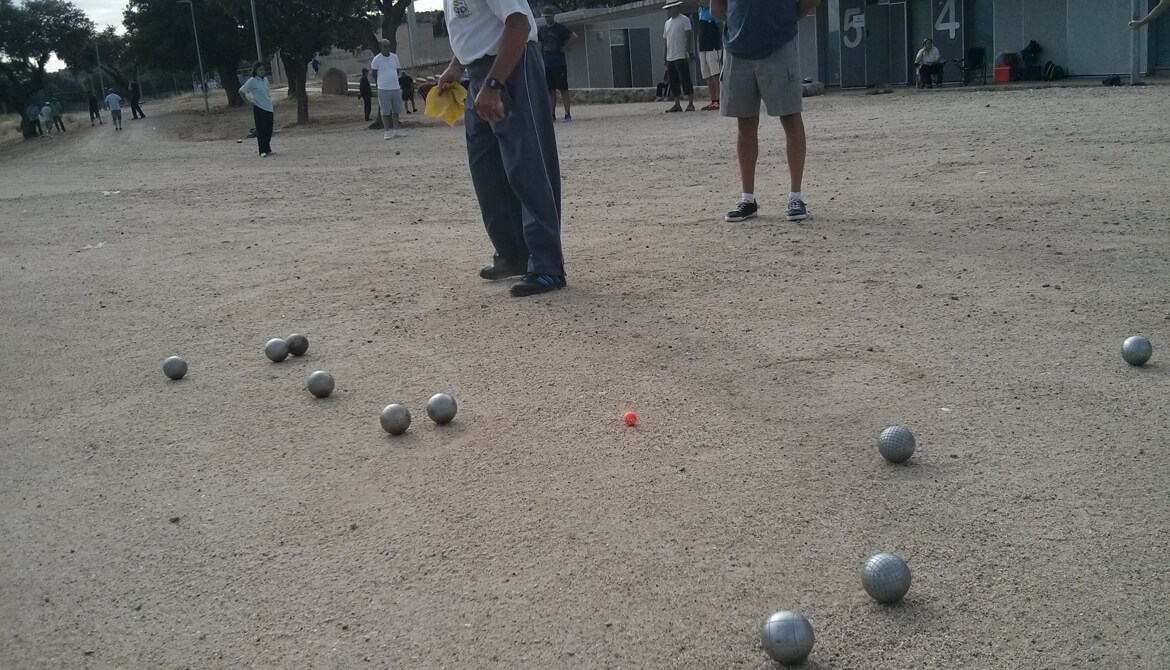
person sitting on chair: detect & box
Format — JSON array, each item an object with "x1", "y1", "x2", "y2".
[{"x1": 915, "y1": 39, "x2": 944, "y2": 89}]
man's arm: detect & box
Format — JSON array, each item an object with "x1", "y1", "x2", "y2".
[
  {"x1": 797, "y1": 0, "x2": 821, "y2": 19},
  {"x1": 711, "y1": 0, "x2": 726, "y2": 20},
  {"x1": 1131, "y1": 0, "x2": 1170, "y2": 28},
  {"x1": 566, "y1": 32, "x2": 579, "y2": 50},
  {"x1": 475, "y1": 13, "x2": 532, "y2": 122},
  {"x1": 685, "y1": 29, "x2": 693, "y2": 58}
]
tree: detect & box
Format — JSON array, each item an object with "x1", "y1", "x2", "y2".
[
  {"x1": 123, "y1": 0, "x2": 250, "y2": 107},
  {"x1": 58, "y1": 26, "x2": 135, "y2": 95},
  {"x1": 0, "y1": 0, "x2": 94, "y2": 130},
  {"x1": 235, "y1": 0, "x2": 367, "y2": 124}
]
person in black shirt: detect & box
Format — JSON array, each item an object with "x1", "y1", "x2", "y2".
[
  {"x1": 128, "y1": 81, "x2": 146, "y2": 119},
  {"x1": 538, "y1": 7, "x2": 578, "y2": 121},
  {"x1": 697, "y1": 0, "x2": 723, "y2": 110},
  {"x1": 359, "y1": 69, "x2": 373, "y2": 121},
  {"x1": 87, "y1": 92, "x2": 103, "y2": 126},
  {"x1": 399, "y1": 71, "x2": 416, "y2": 113}
]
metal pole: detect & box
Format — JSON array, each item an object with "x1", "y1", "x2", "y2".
[
  {"x1": 94, "y1": 43, "x2": 107, "y2": 98},
  {"x1": 250, "y1": 0, "x2": 264, "y2": 63},
  {"x1": 1131, "y1": 0, "x2": 1142, "y2": 84},
  {"x1": 179, "y1": 0, "x2": 210, "y2": 112},
  {"x1": 406, "y1": 3, "x2": 417, "y2": 67}
]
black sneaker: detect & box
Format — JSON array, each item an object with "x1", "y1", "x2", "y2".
[
  {"x1": 509, "y1": 273, "x2": 566, "y2": 297},
  {"x1": 786, "y1": 198, "x2": 809, "y2": 221},
  {"x1": 479, "y1": 260, "x2": 526, "y2": 281},
  {"x1": 725, "y1": 199, "x2": 759, "y2": 222}
]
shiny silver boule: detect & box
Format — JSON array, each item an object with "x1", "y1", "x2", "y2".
[
  {"x1": 877, "y1": 425, "x2": 916, "y2": 463},
  {"x1": 760, "y1": 610, "x2": 814, "y2": 665},
  {"x1": 426, "y1": 393, "x2": 458, "y2": 424},
  {"x1": 862, "y1": 553, "x2": 912, "y2": 604},
  {"x1": 264, "y1": 338, "x2": 289, "y2": 362},
  {"x1": 1122, "y1": 335, "x2": 1152, "y2": 366},
  {"x1": 163, "y1": 356, "x2": 188, "y2": 380},
  {"x1": 287, "y1": 333, "x2": 309, "y2": 357},
  {"x1": 307, "y1": 371, "x2": 334, "y2": 398},
  {"x1": 380, "y1": 403, "x2": 411, "y2": 435}
]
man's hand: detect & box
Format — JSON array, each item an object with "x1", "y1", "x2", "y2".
[
  {"x1": 439, "y1": 61, "x2": 464, "y2": 92},
  {"x1": 1129, "y1": 19, "x2": 1143, "y2": 29},
  {"x1": 474, "y1": 86, "x2": 505, "y2": 122}
]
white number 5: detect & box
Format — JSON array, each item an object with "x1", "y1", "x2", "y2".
[{"x1": 843, "y1": 8, "x2": 862, "y2": 48}]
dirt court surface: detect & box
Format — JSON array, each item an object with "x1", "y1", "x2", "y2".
[{"x1": 2, "y1": 85, "x2": 1169, "y2": 669}]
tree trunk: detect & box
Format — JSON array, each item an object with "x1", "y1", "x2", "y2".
[
  {"x1": 217, "y1": 67, "x2": 245, "y2": 107},
  {"x1": 280, "y1": 52, "x2": 310, "y2": 124}
]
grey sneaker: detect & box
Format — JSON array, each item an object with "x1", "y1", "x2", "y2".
[
  {"x1": 786, "y1": 197, "x2": 809, "y2": 221},
  {"x1": 725, "y1": 198, "x2": 759, "y2": 222}
]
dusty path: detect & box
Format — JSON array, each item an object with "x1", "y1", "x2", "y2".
[{"x1": 1, "y1": 87, "x2": 1168, "y2": 669}]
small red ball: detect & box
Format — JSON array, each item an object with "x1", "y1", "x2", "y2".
[{"x1": 623, "y1": 411, "x2": 637, "y2": 426}]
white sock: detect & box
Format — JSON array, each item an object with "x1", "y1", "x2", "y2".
[
  {"x1": 789, "y1": 191, "x2": 802, "y2": 202},
  {"x1": 741, "y1": 192, "x2": 755, "y2": 203}
]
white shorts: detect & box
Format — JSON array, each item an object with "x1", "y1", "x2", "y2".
[
  {"x1": 699, "y1": 50, "x2": 723, "y2": 79},
  {"x1": 377, "y1": 88, "x2": 404, "y2": 116}
]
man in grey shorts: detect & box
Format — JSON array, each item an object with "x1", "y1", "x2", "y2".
[
  {"x1": 712, "y1": 0, "x2": 819, "y2": 222},
  {"x1": 371, "y1": 39, "x2": 406, "y2": 139}
]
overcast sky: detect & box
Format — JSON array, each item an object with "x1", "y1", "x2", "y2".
[{"x1": 72, "y1": 0, "x2": 445, "y2": 31}]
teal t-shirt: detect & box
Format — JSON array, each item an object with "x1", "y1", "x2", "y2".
[{"x1": 725, "y1": 0, "x2": 799, "y2": 60}]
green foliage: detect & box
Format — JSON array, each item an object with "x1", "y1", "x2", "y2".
[{"x1": 0, "y1": 0, "x2": 95, "y2": 113}]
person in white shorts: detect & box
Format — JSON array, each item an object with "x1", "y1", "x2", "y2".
[
  {"x1": 371, "y1": 39, "x2": 406, "y2": 139},
  {"x1": 712, "y1": 0, "x2": 818, "y2": 223},
  {"x1": 697, "y1": 0, "x2": 723, "y2": 110}
]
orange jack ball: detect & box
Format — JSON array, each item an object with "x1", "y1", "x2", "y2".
[{"x1": 624, "y1": 411, "x2": 638, "y2": 426}]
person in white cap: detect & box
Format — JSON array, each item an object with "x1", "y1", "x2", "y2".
[{"x1": 662, "y1": 1, "x2": 694, "y2": 113}]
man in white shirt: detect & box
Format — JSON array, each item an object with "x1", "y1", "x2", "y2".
[
  {"x1": 914, "y1": 38, "x2": 944, "y2": 89},
  {"x1": 104, "y1": 92, "x2": 124, "y2": 131},
  {"x1": 662, "y1": 1, "x2": 694, "y2": 112},
  {"x1": 371, "y1": 39, "x2": 406, "y2": 139},
  {"x1": 439, "y1": 0, "x2": 566, "y2": 297}
]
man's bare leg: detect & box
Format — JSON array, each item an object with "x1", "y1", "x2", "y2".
[
  {"x1": 548, "y1": 91, "x2": 558, "y2": 117},
  {"x1": 737, "y1": 115, "x2": 760, "y2": 194},
  {"x1": 707, "y1": 75, "x2": 720, "y2": 103},
  {"x1": 779, "y1": 113, "x2": 805, "y2": 193},
  {"x1": 560, "y1": 88, "x2": 571, "y2": 117}
]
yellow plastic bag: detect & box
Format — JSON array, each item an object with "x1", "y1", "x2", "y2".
[{"x1": 425, "y1": 83, "x2": 467, "y2": 126}]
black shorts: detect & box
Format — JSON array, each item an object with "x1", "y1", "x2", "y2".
[{"x1": 545, "y1": 64, "x2": 569, "y2": 91}]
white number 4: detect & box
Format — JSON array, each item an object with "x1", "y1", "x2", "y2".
[{"x1": 935, "y1": 0, "x2": 960, "y2": 40}]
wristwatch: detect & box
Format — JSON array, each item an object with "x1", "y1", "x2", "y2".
[{"x1": 485, "y1": 77, "x2": 505, "y2": 91}]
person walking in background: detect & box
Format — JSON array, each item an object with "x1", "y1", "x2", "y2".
[
  {"x1": 310, "y1": 56, "x2": 320, "y2": 78},
  {"x1": 662, "y1": 1, "x2": 695, "y2": 113},
  {"x1": 88, "y1": 91, "x2": 103, "y2": 126},
  {"x1": 439, "y1": 0, "x2": 566, "y2": 297},
  {"x1": 711, "y1": 0, "x2": 818, "y2": 223},
  {"x1": 538, "y1": 7, "x2": 577, "y2": 122},
  {"x1": 398, "y1": 71, "x2": 417, "y2": 113},
  {"x1": 371, "y1": 39, "x2": 406, "y2": 139},
  {"x1": 1131, "y1": 0, "x2": 1170, "y2": 28},
  {"x1": 26, "y1": 102, "x2": 43, "y2": 136},
  {"x1": 359, "y1": 68, "x2": 373, "y2": 121},
  {"x1": 697, "y1": 0, "x2": 723, "y2": 110},
  {"x1": 104, "y1": 91, "x2": 124, "y2": 131},
  {"x1": 239, "y1": 62, "x2": 274, "y2": 156},
  {"x1": 50, "y1": 99, "x2": 66, "y2": 132},
  {"x1": 40, "y1": 102, "x2": 53, "y2": 137},
  {"x1": 128, "y1": 81, "x2": 146, "y2": 119}
]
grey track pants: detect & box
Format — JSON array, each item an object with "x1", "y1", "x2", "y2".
[{"x1": 464, "y1": 43, "x2": 565, "y2": 277}]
